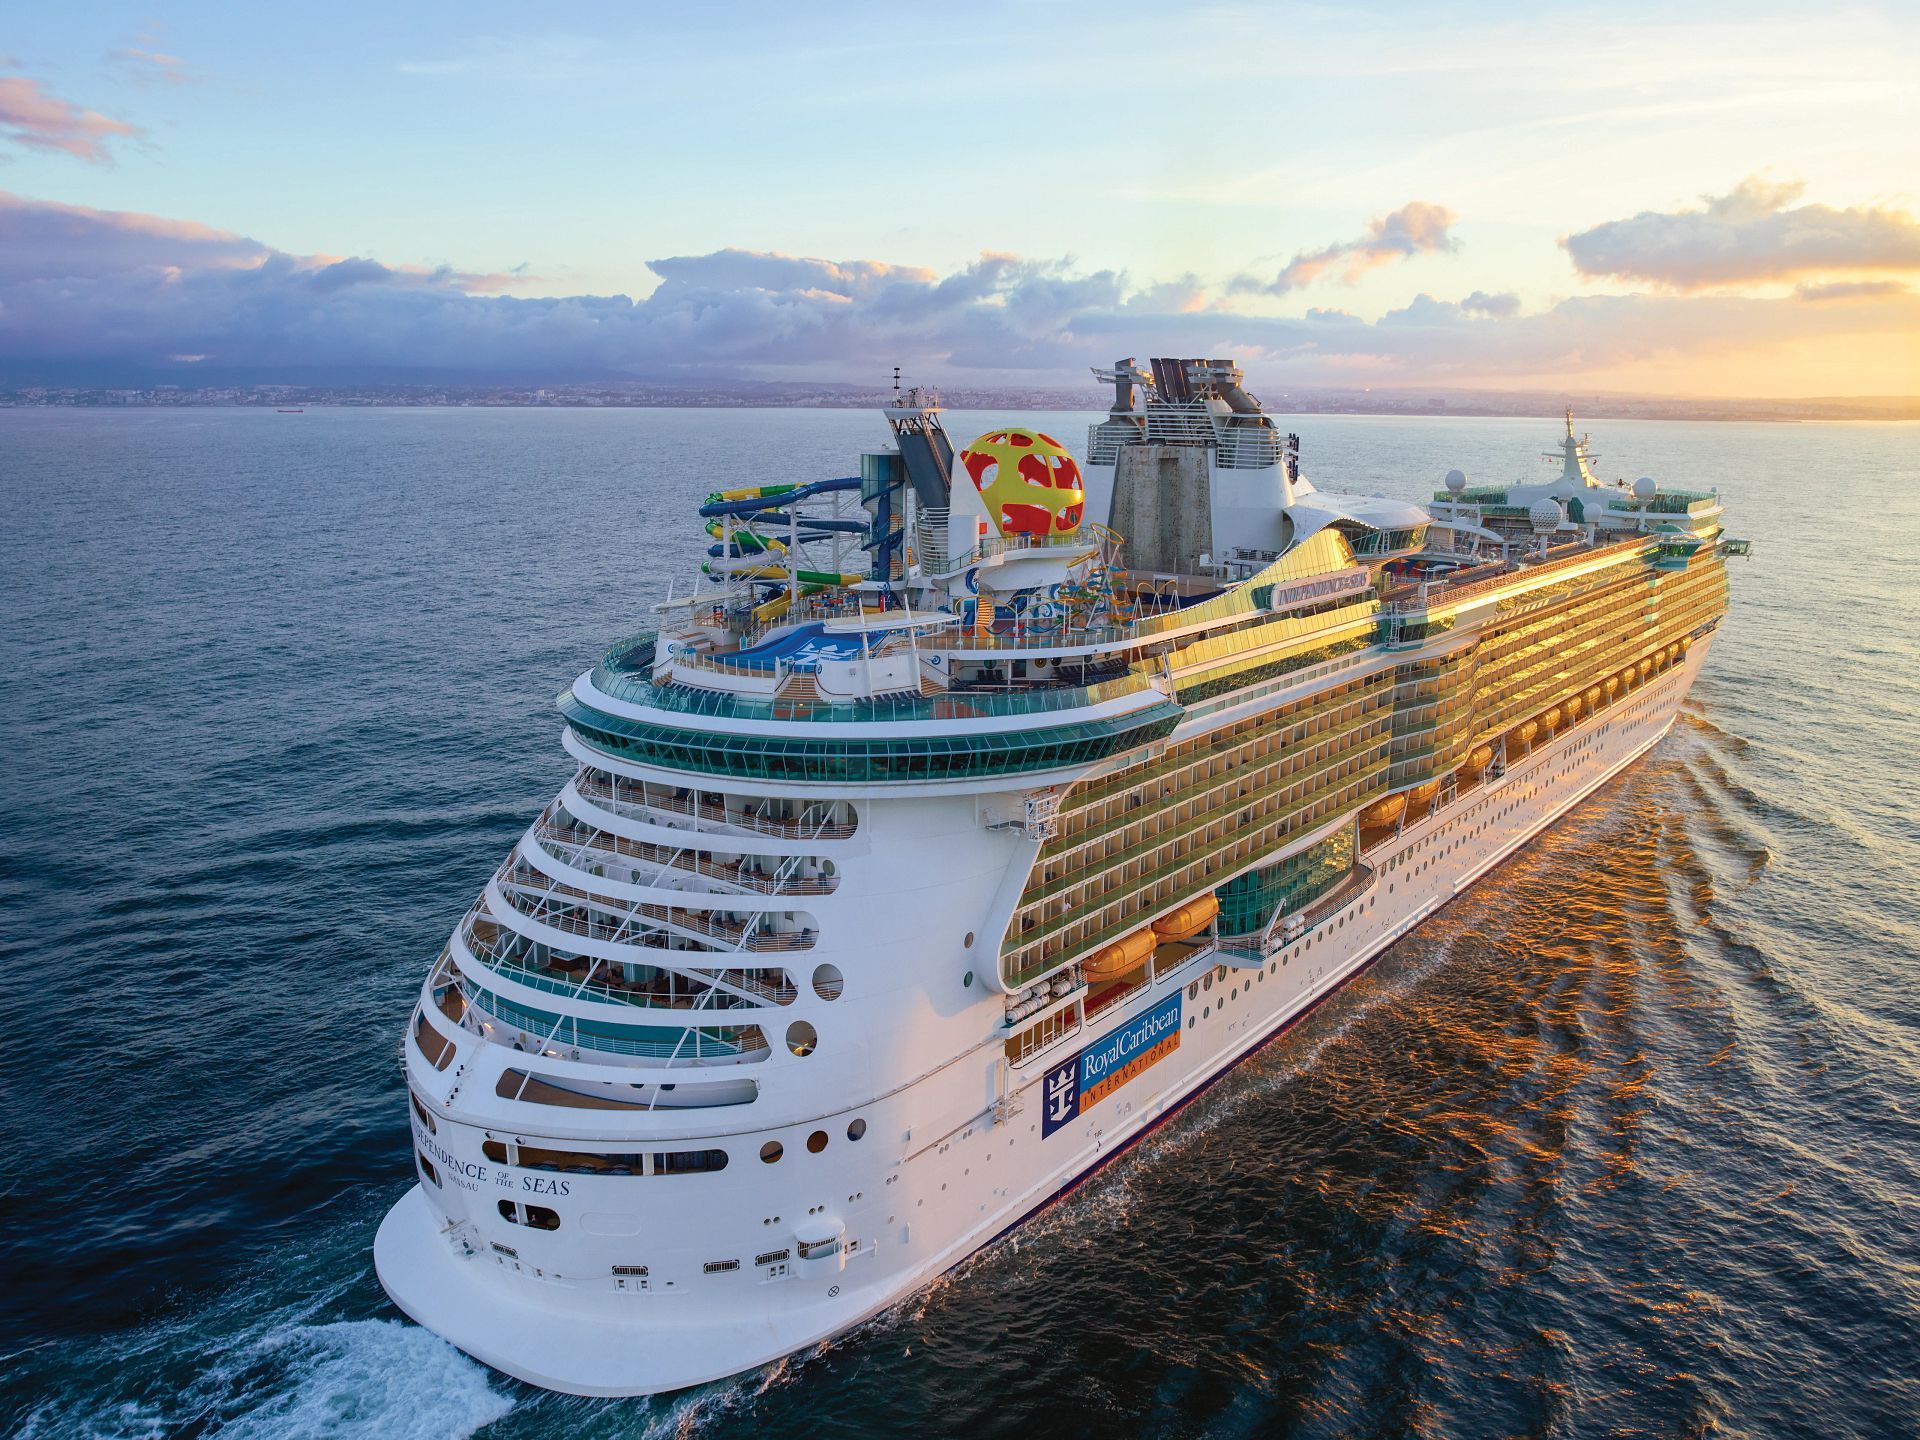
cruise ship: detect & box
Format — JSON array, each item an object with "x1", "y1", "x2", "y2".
[{"x1": 375, "y1": 358, "x2": 1744, "y2": 1395}]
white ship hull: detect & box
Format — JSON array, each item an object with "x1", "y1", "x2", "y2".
[{"x1": 376, "y1": 635, "x2": 1712, "y2": 1396}]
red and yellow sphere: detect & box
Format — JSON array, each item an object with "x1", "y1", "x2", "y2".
[{"x1": 957, "y1": 429, "x2": 1084, "y2": 537}]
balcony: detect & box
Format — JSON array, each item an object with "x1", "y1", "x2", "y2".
[
  {"x1": 533, "y1": 814, "x2": 837, "y2": 897},
  {"x1": 572, "y1": 770, "x2": 857, "y2": 841},
  {"x1": 488, "y1": 871, "x2": 816, "y2": 954}
]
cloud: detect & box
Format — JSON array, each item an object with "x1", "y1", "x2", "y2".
[
  {"x1": 1460, "y1": 290, "x2": 1520, "y2": 317},
  {"x1": 111, "y1": 46, "x2": 199, "y2": 88},
  {"x1": 1794, "y1": 278, "x2": 1907, "y2": 302},
  {"x1": 1563, "y1": 177, "x2": 1920, "y2": 288},
  {"x1": 1232, "y1": 201, "x2": 1458, "y2": 296},
  {"x1": 0, "y1": 73, "x2": 143, "y2": 162},
  {"x1": 1, "y1": 189, "x2": 1914, "y2": 391}
]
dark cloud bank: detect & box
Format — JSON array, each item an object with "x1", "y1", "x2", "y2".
[{"x1": 0, "y1": 185, "x2": 1913, "y2": 389}]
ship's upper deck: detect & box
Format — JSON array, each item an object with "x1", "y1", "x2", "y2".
[{"x1": 562, "y1": 372, "x2": 1737, "y2": 783}]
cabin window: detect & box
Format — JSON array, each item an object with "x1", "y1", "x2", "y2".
[
  {"x1": 409, "y1": 1091, "x2": 437, "y2": 1134},
  {"x1": 761, "y1": 1141, "x2": 784, "y2": 1164},
  {"x1": 497, "y1": 1199, "x2": 560, "y2": 1230},
  {"x1": 416, "y1": 1151, "x2": 440, "y2": 1187}
]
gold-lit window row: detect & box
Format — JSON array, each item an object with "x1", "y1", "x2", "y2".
[
  {"x1": 1002, "y1": 711, "x2": 1392, "y2": 987},
  {"x1": 1046, "y1": 672, "x2": 1394, "y2": 848}
]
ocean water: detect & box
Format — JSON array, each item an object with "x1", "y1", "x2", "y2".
[{"x1": 2, "y1": 406, "x2": 1916, "y2": 1439}]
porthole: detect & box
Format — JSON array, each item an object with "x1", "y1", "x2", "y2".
[
  {"x1": 963, "y1": 971, "x2": 975, "y2": 988},
  {"x1": 1188, "y1": 983, "x2": 1198, "y2": 1000},
  {"x1": 964, "y1": 931, "x2": 975, "y2": 948},
  {"x1": 847, "y1": 1118, "x2": 867, "y2": 1142},
  {"x1": 807, "y1": 1131, "x2": 828, "y2": 1154},
  {"x1": 1203, "y1": 975, "x2": 1213, "y2": 992},
  {"x1": 760, "y1": 1140, "x2": 784, "y2": 1163},
  {"x1": 786, "y1": 1021, "x2": 818, "y2": 1057},
  {"x1": 811, "y1": 963, "x2": 844, "y2": 1001}
]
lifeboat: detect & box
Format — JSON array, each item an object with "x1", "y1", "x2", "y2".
[
  {"x1": 1618, "y1": 667, "x2": 1636, "y2": 690},
  {"x1": 1408, "y1": 780, "x2": 1441, "y2": 807},
  {"x1": 1463, "y1": 743, "x2": 1495, "y2": 775},
  {"x1": 1603, "y1": 676, "x2": 1619, "y2": 698},
  {"x1": 1513, "y1": 720, "x2": 1539, "y2": 750},
  {"x1": 1668, "y1": 641, "x2": 1681, "y2": 663},
  {"x1": 1360, "y1": 793, "x2": 1408, "y2": 829},
  {"x1": 1638, "y1": 657, "x2": 1654, "y2": 681},
  {"x1": 1083, "y1": 926, "x2": 1157, "y2": 982},
  {"x1": 1542, "y1": 706, "x2": 1563, "y2": 731},
  {"x1": 1151, "y1": 894, "x2": 1219, "y2": 940},
  {"x1": 1563, "y1": 694, "x2": 1584, "y2": 721},
  {"x1": 1678, "y1": 636, "x2": 1691, "y2": 657}
]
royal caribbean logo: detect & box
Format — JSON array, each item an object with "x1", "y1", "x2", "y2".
[{"x1": 1041, "y1": 992, "x2": 1183, "y2": 1139}]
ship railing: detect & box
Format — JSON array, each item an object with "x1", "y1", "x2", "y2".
[
  {"x1": 533, "y1": 814, "x2": 837, "y2": 897},
  {"x1": 599, "y1": 661, "x2": 1166, "y2": 724},
  {"x1": 462, "y1": 906, "x2": 798, "y2": 1008},
  {"x1": 494, "y1": 868, "x2": 816, "y2": 954},
  {"x1": 571, "y1": 772, "x2": 857, "y2": 840},
  {"x1": 1385, "y1": 535, "x2": 1649, "y2": 614}
]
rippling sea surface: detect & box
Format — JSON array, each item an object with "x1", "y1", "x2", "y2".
[{"x1": 3, "y1": 407, "x2": 1916, "y2": 1439}]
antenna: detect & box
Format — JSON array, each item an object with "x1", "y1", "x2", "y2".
[{"x1": 892, "y1": 366, "x2": 901, "y2": 394}]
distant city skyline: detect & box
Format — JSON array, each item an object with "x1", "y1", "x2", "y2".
[{"x1": 2, "y1": 2, "x2": 1916, "y2": 397}]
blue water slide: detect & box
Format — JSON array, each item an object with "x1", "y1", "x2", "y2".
[{"x1": 697, "y1": 476, "x2": 862, "y2": 520}]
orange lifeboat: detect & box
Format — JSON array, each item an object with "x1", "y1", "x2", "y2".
[
  {"x1": 1668, "y1": 641, "x2": 1681, "y2": 663},
  {"x1": 1151, "y1": 894, "x2": 1219, "y2": 941},
  {"x1": 1603, "y1": 676, "x2": 1619, "y2": 698},
  {"x1": 1360, "y1": 793, "x2": 1408, "y2": 829},
  {"x1": 1513, "y1": 720, "x2": 1540, "y2": 750},
  {"x1": 1564, "y1": 694, "x2": 1583, "y2": 721},
  {"x1": 1408, "y1": 780, "x2": 1441, "y2": 807},
  {"x1": 1463, "y1": 743, "x2": 1495, "y2": 775},
  {"x1": 1542, "y1": 706, "x2": 1563, "y2": 732},
  {"x1": 1084, "y1": 926, "x2": 1157, "y2": 982},
  {"x1": 1638, "y1": 657, "x2": 1654, "y2": 681}
]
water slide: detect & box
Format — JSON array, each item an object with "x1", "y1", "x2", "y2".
[{"x1": 698, "y1": 476, "x2": 861, "y2": 520}]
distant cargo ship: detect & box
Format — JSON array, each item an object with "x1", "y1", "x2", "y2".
[{"x1": 376, "y1": 357, "x2": 1743, "y2": 1395}]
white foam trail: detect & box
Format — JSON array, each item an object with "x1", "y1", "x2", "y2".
[
  {"x1": 18, "y1": 1304, "x2": 515, "y2": 1440},
  {"x1": 213, "y1": 1320, "x2": 514, "y2": 1440}
]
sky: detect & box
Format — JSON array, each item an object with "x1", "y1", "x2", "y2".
[{"x1": 2, "y1": 1, "x2": 1917, "y2": 396}]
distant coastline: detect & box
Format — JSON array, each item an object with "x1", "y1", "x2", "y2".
[{"x1": 2, "y1": 382, "x2": 1913, "y2": 424}]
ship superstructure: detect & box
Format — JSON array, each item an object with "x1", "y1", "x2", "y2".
[{"x1": 376, "y1": 360, "x2": 1743, "y2": 1395}]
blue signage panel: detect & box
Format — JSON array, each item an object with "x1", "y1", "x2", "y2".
[{"x1": 1041, "y1": 991, "x2": 1183, "y2": 1139}]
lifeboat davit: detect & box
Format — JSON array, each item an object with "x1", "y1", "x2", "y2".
[
  {"x1": 1360, "y1": 793, "x2": 1408, "y2": 828},
  {"x1": 1151, "y1": 894, "x2": 1219, "y2": 940},
  {"x1": 1083, "y1": 926, "x2": 1157, "y2": 982},
  {"x1": 1463, "y1": 743, "x2": 1495, "y2": 775}
]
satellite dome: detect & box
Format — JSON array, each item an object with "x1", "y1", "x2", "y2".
[
  {"x1": 1632, "y1": 476, "x2": 1657, "y2": 501},
  {"x1": 1445, "y1": 468, "x2": 1467, "y2": 493},
  {"x1": 1529, "y1": 497, "x2": 1563, "y2": 533}
]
